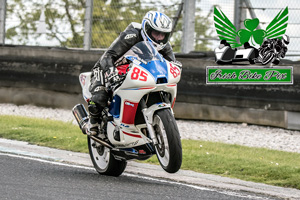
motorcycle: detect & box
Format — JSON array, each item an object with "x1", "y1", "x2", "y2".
[
  {"x1": 214, "y1": 42, "x2": 257, "y2": 65},
  {"x1": 72, "y1": 41, "x2": 182, "y2": 176},
  {"x1": 257, "y1": 38, "x2": 288, "y2": 65}
]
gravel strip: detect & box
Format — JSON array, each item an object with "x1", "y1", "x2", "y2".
[{"x1": 1, "y1": 103, "x2": 300, "y2": 154}]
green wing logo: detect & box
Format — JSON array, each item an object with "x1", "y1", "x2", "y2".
[
  {"x1": 213, "y1": 7, "x2": 239, "y2": 47},
  {"x1": 214, "y1": 6, "x2": 288, "y2": 48}
]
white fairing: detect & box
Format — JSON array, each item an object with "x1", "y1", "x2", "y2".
[
  {"x1": 107, "y1": 60, "x2": 181, "y2": 148},
  {"x1": 79, "y1": 72, "x2": 92, "y2": 102},
  {"x1": 215, "y1": 45, "x2": 254, "y2": 62},
  {"x1": 80, "y1": 41, "x2": 181, "y2": 149},
  {"x1": 234, "y1": 48, "x2": 254, "y2": 59},
  {"x1": 215, "y1": 46, "x2": 231, "y2": 60}
]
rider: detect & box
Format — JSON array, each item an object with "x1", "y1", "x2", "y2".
[
  {"x1": 257, "y1": 34, "x2": 289, "y2": 64},
  {"x1": 87, "y1": 11, "x2": 180, "y2": 136}
]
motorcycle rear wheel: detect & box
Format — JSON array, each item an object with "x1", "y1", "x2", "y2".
[
  {"x1": 153, "y1": 109, "x2": 182, "y2": 173},
  {"x1": 88, "y1": 137, "x2": 127, "y2": 177}
]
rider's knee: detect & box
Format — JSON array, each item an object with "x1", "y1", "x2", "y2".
[{"x1": 91, "y1": 90, "x2": 109, "y2": 109}]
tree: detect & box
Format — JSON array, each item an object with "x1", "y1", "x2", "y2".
[
  {"x1": 5, "y1": 0, "x2": 212, "y2": 51},
  {"x1": 194, "y1": 8, "x2": 214, "y2": 51},
  {"x1": 91, "y1": 0, "x2": 150, "y2": 48},
  {"x1": 6, "y1": 0, "x2": 85, "y2": 47},
  {"x1": 170, "y1": 4, "x2": 213, "y2": 52},
  {"x1": 5, "y1": 0, "x2": 151, "y2": 48}
]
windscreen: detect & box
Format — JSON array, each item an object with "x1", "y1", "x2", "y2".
[{"x1": 124, "y1": 41, "x2": 163, "y2": 63}]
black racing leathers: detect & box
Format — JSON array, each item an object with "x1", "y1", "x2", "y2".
[
  {"x1": 88, "y1": 22, "x2": 176, "y2": 123},
  {"x1": 93, "y1": 22, "x2": 176, "y2": 72}
]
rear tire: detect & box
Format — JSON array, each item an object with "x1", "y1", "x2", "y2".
[
  {"x1": 153, "y1": 109, "x2": 182, "y2": 173},
  {"x1": 88, "y1": 137, "x2": 127, "y2": 177}
]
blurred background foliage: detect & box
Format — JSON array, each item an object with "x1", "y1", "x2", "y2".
[{"x1": 5, "y1": 0, "x2": 212, "y2": 51}]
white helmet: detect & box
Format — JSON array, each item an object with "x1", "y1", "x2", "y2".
[
  {"x1": 141, "y1": 11, "x2": 172, "y2": 51},
  {"x1": 281, "y1": 34, "x2": 290, "y2": 46}
]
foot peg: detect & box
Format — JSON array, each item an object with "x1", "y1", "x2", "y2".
[{"x1": 103, "y1": 115, "x2": 113, "y2": 124}]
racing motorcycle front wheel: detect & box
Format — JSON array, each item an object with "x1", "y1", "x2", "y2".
[
  {"x1": 262, "y1": 51, "x2": 275, "y2": 65},
  {"x1": 88, "y1": 137, "x2": 127, "y2": 177},
  {"x1": 153, "y1": 109, "x2": 182, "y2": 173}
]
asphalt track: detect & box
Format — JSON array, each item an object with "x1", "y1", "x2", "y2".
[
  {"x1": 0, "y1": 138, "x2": 299, "y2": 200},
  {"x1": 0, "y1": 153, "x2": 272, "y2": 200}
]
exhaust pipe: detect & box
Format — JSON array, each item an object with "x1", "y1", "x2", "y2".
[
  {"x1": 72, "y1": 104, "x2": 114, "y2": 150},
  {"x1": 72, "y1": 104, "x2": 89, "y2": 134}
]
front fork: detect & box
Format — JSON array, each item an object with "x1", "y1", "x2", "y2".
[{"x1": 140, "y1": 99, "x2": 171, "y2": 146}]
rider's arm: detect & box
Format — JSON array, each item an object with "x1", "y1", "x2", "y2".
[
  {"x1": 159, "y1": 42, "x2": 176, "y2": 62},
  {"x1": 159, "y1": 42, "x2": 183, "y2": 69},
  {"x1": 93, "y1": 25, "x2": 141, "y2": 72}
]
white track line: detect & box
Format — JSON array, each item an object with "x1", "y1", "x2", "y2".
[{"x1": 0, "y1": 152, "x2": 270, "y2": 200}]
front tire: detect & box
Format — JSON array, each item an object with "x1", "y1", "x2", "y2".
[
  {"x1": 88, "y1": 137, "x2": 127, "y2": 177},
  {"x1": 262, "y1": 51, "x2": 275, "y2": 65},
  {"x1": 153, "y1": 109, "x2": 182, "y2": 173}
]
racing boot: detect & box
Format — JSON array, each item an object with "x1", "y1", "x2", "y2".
[
  {"x1": 87, "y1": 118, "x2": 99, "y2": 136},
  {"x1": 87, "y1": 67, "x2": 109, "y2": 135},
  {"x1": 87, "y1": 101, "x2": 101, "y2": 136}
]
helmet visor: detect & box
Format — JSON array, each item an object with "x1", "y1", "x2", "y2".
[{"x1": 145, "y1": 23, "x2": 171, "y2": 45}]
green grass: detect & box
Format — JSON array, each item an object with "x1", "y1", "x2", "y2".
[
  {"x1": 1, "y1": 115, "x2": 300, "y2": 189},
  {"x1": 144, "y1": 140, "x2": 300, "y2": 189},
  {"x1": 0, "y1": 115, "x2": 88, "y2": 153}
]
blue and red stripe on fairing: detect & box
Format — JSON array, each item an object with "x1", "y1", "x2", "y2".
[
  {"x1": 122, "y1": 131, "x2": 142, "y2": 138},
  {"x1": 122, "y1": 87, "x2": 156, "y2": 90},
  {"x1": 167, "y1": 84, "x2": 176, "y2": 87}
]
